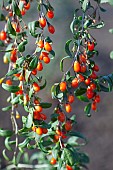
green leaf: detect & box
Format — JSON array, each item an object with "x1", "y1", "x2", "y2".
[
  {"x1": 25, "y1": 113, "x2": 33, "y2": 128},
  {"x1": 74, "y1": 88, "x2": 86, "y2": 96},
  {"x1": 18, "y1": 138, "x2": 31, "y2": 148},
  {"x1": 60, "y1": 56, "x2": 71, "y2": 72},
  {"x1": 0, "y1": 13, "x2": 5, "y2": 21},
  {"x1": 40, "y1": 102, "x2": 52, "y2": 108},
  {"x1": 84, "y1": 103, "x2": 91, "y2": 116},
  {"x1": 16, "y1": 56, "x2": 26, "y2": 67},
  {"x1": 28, "y1": 21, "x2": 40, "y2": 37},
  {"x1": 40, "y1": 80, "x2": 47, "y2": 90},
  {"x1": 0, "y1": 129, "x2": 13, "y2": 137},
  {"x1": 38, "y1": 141, "x2": 49, "y2": 153},
  {"x1": 77, "y1": 95, "x2": 89, "y2": 102},
  {"x1": 110, "y1": 51, "x2": 113, "y2": 59},
  {"x1": 25, "y1": 70, "x2": 31, "y2": 82},
  {"x1": 2, "y1": 150, "x2": 10, "y2": 161},
  {"x1": 29, "y1": 56, "x2": 38, "y2": 70},
  {"x1": 82, "y1": 0, "x2": 89, "y2": 11},
  {"x1": 0, "y1": 40, "x2": 4, "y2": 47},
  {"x1": 67, "y1": 131, "x2": 87, "y2": 143},
  {"x1": 65, "y1": 40, "x2": 72, "y2": 57},
  {"x1": 62, "y1": 148, "x2": 75, "y2": 166},
  {"x1": 18, "y1": 40, "x2": 28, "y2": 52},
  {"x1": 89, "y1": 21, "x2": 104, "y2": 29},
  {"x1": 12, "y1": 0, "x2": 22, "y2": 18},
  {"x1": 5, "y1": 137, "x2": 13, "y2": 151},
  {"x1": 7, "y1": 19, "x2": 16, "y2": 36},
  {"x1": 2, "y1": 105, "x2": 12, "y2": 111},
  {"x1": 2, "y1": 83, "x2": 20, "y2": 93},
  {"x1": 100, "y1": 75, "x2": 113, "y2": 92},
  {"x1": 6, "y1": 68, "x2": 21, "y2": 76},
  {"x1": 79, "y1": 153, "x2": 90, "y2": 164},
  {"x1": 11, "y1": 96, "x2": 19, "y2": 105}
]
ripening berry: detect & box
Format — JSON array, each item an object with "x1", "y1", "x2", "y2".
[
  {"x1": 43, "y1": 56, "x2": 50, "y2": 64},
  {"x1": 87, "y1": 42, "x2": 95, "y2": 51},
  {"x1": 19, "y1": 75, "x2": 24, "y2": 81},
  {"x1": 91, "y1": 102, "x2": 97, "y2": 111},
  {"x1": 35, "y1": 105, "x2": 43, "y2": 113},
  {"x1": 47, "y1": 10, "x2": 54, "y2": 19},
  {"x1": 71, "y1": 78, "x2": 79, "y2": 88},
  {"x1": 24, "y1": 2, "x2": 30, "y2": 10},
  {"x1": 48, "y1": 25, "x2": 55, "y2": 34},
  {"x1": 66, "y1": 164, "x2": 73, "y2": 170},
  {"x1": 65, "y1": 121, "x2": 72, "y2": 131},
  {"x1": 74, "y1": 61, "x2": 81, "y2": 72},
  {"x1": 44, "y1": 42, "x2": 52, "y2": 52},
  {"x1": 36, "y1": 127, "x2": 43, "y2": 135},
  {"x1": 3, "y1": 56, "x2": 9, "y2": 64},
  {"x1": 37, "y1": 62, "x2": 43, "y2": 71},
  {"x1": 54, "y1": 135, "x2": 60, "y2": 142},
  {"x1": 50, "y1": 157, "x2": 57, "y2": 165},
  {"x1": 94, "y1": 95, "x2": 100, "y2": 103},
  {"x1": 0, "y1": 31, "x2": 7, "y2": 41},
  {"x1": 60, "y1": 81, "x2": 67, "y2": 92},
  {"x1": 33, "y1": 82, "x2": 40, "y2": 92},
  {"x1": 6, "y1": 79, "x2": 12, "y2": 85},
  {"x1": 68, "y1": 95, "x2": 75, "y2": 103},
  {"x1": 37, "y1": 40, "x2": 44, "y2": 48},
  {"x1": 65, "y1": 103, "x2": 72, "y2": 113},
  {"x1": 32, "y1": 126, "x2": 36, "y2": 132},
  {"x1": 39, "y1": 17, "x2": 46, "y2": 28},
  {"x1": 56, "y1": 129, "x2": 61, "y2": 136}
]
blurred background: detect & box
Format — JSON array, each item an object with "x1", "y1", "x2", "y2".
[{"x1": 0, "y1": 0, "x2": 113, "y2": 169}]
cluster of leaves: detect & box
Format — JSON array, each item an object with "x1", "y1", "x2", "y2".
[{"x1": 0, "y1": 0, "x2": 113, "y2": 170}]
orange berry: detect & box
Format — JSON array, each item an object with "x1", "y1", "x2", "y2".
[
  {"x1": 64, "y1": 121, "x2": 72, "y2": 131},
  {"x1": 90, "y1": 83, "x2": 96, "y2": 90},
  {"x1": 90, "y1": 71, "x2": 97, "y2": 79},
  {"x1": 34, "y1": 99, "x2": 40, "y2": 104},
  {"x1": 60, "y1": 81, "x2": 67, "y2": 92},
  {"x1": 19, "y1": 75, "x2": 24, "y2": 81},
  {"x1": 88, "y1": 41, "x2": 95, "y2": 51},
  {"x1": 37, "y1": 62, "x2": 43, "y2": 71},
  {"x1": 44, "y1": 42, "x2": 52, "y2": 52},
  {"x1": 10, "y1": 54, "x2": 17, "y2": 63},
  {"x1": 93, "y1": 64, "x2": 99, "y2": 72},
  {"x1": 24, "y1": 2, "x2": 30, "y2": 10},
  {"x1": 6, "y1": 79, "x2": 12, "y2": 85},
  {"x1": 73, "y1": 61, "x2": 81, "y2": 72},
  {"x1": 58, "y1": 112, "x2": 65, "y2": 122},
  {"x1": 68, "y1": 95, "x2": 75, "y2": 103},
  {"x1": 33, "y1": 82, "x2": 40, "y2": 92},
  {"x1": 47, "y1": 10, "x2": 54, "y2": 19},
  {"x1": 0, "y1": 31, "x2": 7, "y2": 41},
  {"x1": 48, "y1": 25, "x2": 55, "y2": 34},
  {"x1": 35, "y1": 105, "x2": 43, "y2": 113},
  {"x1": 33, "y1": 110, "x2": 41, "y2": 120},
  {"x1": 50, "y1": 157, "x2": 57, "y2": 165},
  {"x1": 39, "y1": 17, "x2": 46, "y2": 28},
  {"x1": 21, "y1": 8, "x2": 26, "y2": 15},
  {"x1": 56, "y1": 129, "x2": 61, "y2": 136},
  {"x1": 37, "y1": 40, "x2": 44, "y2": 48},
  {"x1": 43, "y1": 56, "x2": 50, "y2": 64},
  {"x1": 85, "y1": 78, "x2": 91, "y2": 85},
  {"x1": 54, "y1": 135, "x2": 60, "y2": 142},
  {"x1": 40, "y1": 113, "x2": 47, "y2": 120},
  {"x1": 66, "y1": 164, "x2": 73, "y2": 170},
  {"x1": 71, "y1": 78, "x2": 79, "y2": 88},
  {"x1": 31, "y1": 69, "x2": 37, "y2": 75},
  {"x1": 86, "y1": 89, "x2": 95, "y2": 99},
  {"x1": 32, "y1": 126, "x2": 36, "y2": 132},
  {"x1": 94, "y1": 95, "x2": 100, "y2": 103},
  {"x1": 78, "y1": 74, "x2": 85, "y2": 82},
  {"x1": 65, "y1": 103, "x2": 72, "y2": 113},
  {"x1": 79, "y1": 54, "x2": 86, "y2": 63},
  {"x1": 80, "y1": 65, "x2": 86, "y2": 73},
  {"x1": 36, "y1": 127, "x2": 43, "y2": 135},
  {"x1": 91, "y1": 102, "x2": 97, "y2": 111}
]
